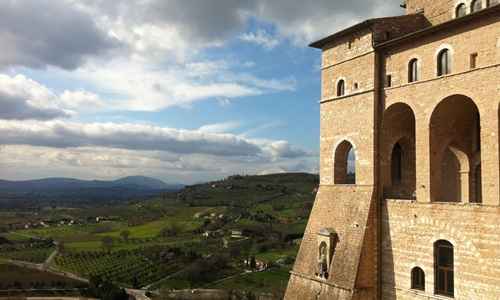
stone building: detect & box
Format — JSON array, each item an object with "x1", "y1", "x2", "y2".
[{"x1": 285, "y1": 1, "x2": 500, "y2": 299}]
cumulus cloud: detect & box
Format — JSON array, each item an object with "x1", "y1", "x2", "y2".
[
  {"x1": 60, "y1": 90, "x2": 106, "y2": 111},
  {"x1": 80, "y1": 0, "x2": 402, "y2": 53},
  {"x1": 0, "y1": 145, "x2": 318, "y2": 184},
  {"x1": 71, "y1": 59, "x2": 294, "y2": 111},
  {"x1": 0, "y1": 120, "x2": 264, "y2": 157},
  {"x1": 0, "y1": 74, "x2": 71, "y2": 120},
  {"x1": 0, "y1": 73, "x2": 110, "y2": 119},
  {"x1": 0, "y1": 0, "x2": 119, "y2": 70}
]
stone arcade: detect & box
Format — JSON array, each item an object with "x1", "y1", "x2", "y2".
[{"x1": 285, "y1": 1, "x2": 500, "y2": 299}]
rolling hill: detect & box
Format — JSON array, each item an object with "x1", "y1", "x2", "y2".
[{"x1": 0, "y1": 176, "x2": 183, "y2": 206}]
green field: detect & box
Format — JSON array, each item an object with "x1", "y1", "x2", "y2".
[
  {"x1": 0, "y1": 263, "x2": 87, "y2": 289},
  {"x1": 0, "y1": 173, "x2": 316, "y2": 295}
]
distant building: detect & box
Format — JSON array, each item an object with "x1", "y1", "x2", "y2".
[{"x1": 231, "y1": 230, "x2": 243, "y2": 239}]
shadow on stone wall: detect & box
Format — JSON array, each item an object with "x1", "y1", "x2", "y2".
[{"x1": 380, "y1": 201, "x2": 397, "y2": 300}]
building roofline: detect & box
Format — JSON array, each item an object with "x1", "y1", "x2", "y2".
[
  {"x1": 310, "y1": 4, "x2": 500, "y2": 50},
  {"x1": 375, "y1": 4, "x2": 500, "y2": 50},
  {"x1": 308, "y1": 15, "x2": 419, "y2": 49}
]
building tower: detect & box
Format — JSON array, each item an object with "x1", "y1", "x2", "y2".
[{"x1": 286, "y1": 1, "x2": 500, "y2": 299}]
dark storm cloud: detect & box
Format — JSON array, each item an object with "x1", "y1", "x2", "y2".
[
  {"x1": 82, "y1": 0, "x2": 403, "y2": 45},
  {"x1": 0, "y1": 0, "x2": 119, "y2": 70}
]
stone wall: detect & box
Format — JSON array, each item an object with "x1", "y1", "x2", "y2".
[{"x1": 381, "y1": 200, "x2": 500, "y2": 299}]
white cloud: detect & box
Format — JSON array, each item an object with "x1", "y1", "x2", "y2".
[
  {"x1": 60, "y1": 90, "x2": 106, "y2": 111},
  {"x1": 70, "y1": 59, "x2": 294, "y2": 111},
  {"x1": 240, "y1": 29, "x2": 280, "y2": 49},
  {"x1": 0, "y1": 74, "x2": 71, "y2": 120},
  {"x1": 0, "y1": 144, "x2": 318, "y2": 184},
  {"x1": 198, "y1": 122, "x2": 241, "y2": 134},
  {"x1": 0, "y1": 120, "x2": 313, "y2": 162}
]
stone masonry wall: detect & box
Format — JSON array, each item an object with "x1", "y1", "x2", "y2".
[
  {"x1": 381, "y1": 201, "x2": 500, "y2": 299},
  {"x1": 404, "y1": 0, "x2": 492, "y2": 25},
  {"x1": 382, "y1": 14, "x2": 500, "y2": 206}
]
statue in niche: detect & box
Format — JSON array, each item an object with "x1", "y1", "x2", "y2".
[
  {"x1": 317, "y1": 242, "x2": 329, "y2": 279},
  {"x1": 316, "y1": 228, "x2": 338, "y2": 280}
]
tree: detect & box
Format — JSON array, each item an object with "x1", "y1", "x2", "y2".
[
  {"x1": 159, "y1": 222, "x2": 181, "y2": 237},
  {"x1": 250, "y1": 256, "x2": 257, "y2": 270},
  {"x1": 56, "y1": 241, "x2": 65, "y2": 254},
  {"x1": 101, "y1": 236, "x2": 113, "y2": 252},
  {"x1": 120, "y1": 230, "x2": 130, "y2": 242}
]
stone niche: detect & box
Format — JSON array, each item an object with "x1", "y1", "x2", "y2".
[{"x1": 316, "y1": 228, "x2": 338, "y2": 280}]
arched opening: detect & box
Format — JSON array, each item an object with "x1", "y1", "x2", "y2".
[
  {"x1": 437, "y1": 49, "x2": 451, "y2": 76},
  {"x1": 381, "y1": 103, "x2": 416, "y2": 199},
  {"x1": 455, "y1": 3, "x2": 467, "y2": 17},
  {"x1": 408, "y1": 58, "x2": 419, "y2": 83},
  {"x1": 471, "y1": 0, "x2": 482, "y2": 12},
  {"x1": 411, "y1": 267, "x2": 425, "y2": 291},
  {"x1": 334, "y1": 140, "x2": 356, "y2": 184},
  {"x1": 430, "y1": 95, "x2": 481, "y2": 203},
  {"x1": 337, "y1": 80, "x2": 345, "y2": 97},
  {"x1": 434, "y1": 240, "x2": 454, "y2": 297}
]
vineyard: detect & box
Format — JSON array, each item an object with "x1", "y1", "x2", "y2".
[
  {"x1": 54, "y1": 247, "x2": 189, "y2": 288},
  {"x1": 0, "y1": 247, "x2": 54, "y2": 264}
]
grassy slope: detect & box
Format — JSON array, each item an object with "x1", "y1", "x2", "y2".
[{"x1": 1, "y1": 173, "x2": 317, "y2": 292}]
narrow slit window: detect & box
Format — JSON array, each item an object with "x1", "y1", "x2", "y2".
[
  {"x1": 337, "y1": 80, "x2": 345, "y2": 97},
  {"x1": 470, "y1": 53, "x2": 478, "y2": 69}
]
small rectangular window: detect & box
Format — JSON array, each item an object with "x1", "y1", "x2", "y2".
[
  {"x1": 385, "y1": 75, "x2": 392, "y2": 88},
  {"x1": 470, "y1": 53, "x2": 478, "y2": 69}
]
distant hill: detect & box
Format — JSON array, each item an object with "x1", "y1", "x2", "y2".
[
  {"x1": 176, "y1": 172, "x2": 319, "y2": 208},
  {"x1": 0, "y1": 176, "x2": 182, "y2": 191},
  {"x1": 0, "y1": 176, "x2": 183, "y2": 206}
]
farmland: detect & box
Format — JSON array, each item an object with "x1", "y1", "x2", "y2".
[{"x1": 0, "y1": 173, "x2": 317, "y2": 298}]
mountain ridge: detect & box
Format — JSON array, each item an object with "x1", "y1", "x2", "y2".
[{"x1": 0, "y1": 176, "x2": 183, "y2": 192}]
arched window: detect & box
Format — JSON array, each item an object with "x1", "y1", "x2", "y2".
[
  {"x1": 391, "y1": 143, "x2": 403, "y2": 184},
  {"x1": 408, "y1": 59, "x2": 419, "y2": 82},
  {"x1": 334, "y1": 141, "x2": 356, "y2": 184},
  {"x1": 337, "y1": 80, "x2": 345, "y2": 97},
  {"x1": 471, "y1": 0, "x2": 482, "y2": 12},
  {"x1": 437, "y1": 49, "x2": 451, "y2": 76},
  {"x1": 411, "y1": 267, "x2": 425, "y2": 291},
  {"x1": 435, "y1": 240, "x2": 454, "y2": 297},
  {"x1": 455, "y1": 3, "x2": 467, "y2": 17}
]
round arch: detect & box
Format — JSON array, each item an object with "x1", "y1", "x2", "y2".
[
  {"x1": 333, "y1": 140, "x2": 356, "y2": 184},
  {"x1": 381, "y1": 103, "x2": 416, "y2": 199},
  {"x1": 429, "y1": 94, "x2": 481, "y2": 203}
]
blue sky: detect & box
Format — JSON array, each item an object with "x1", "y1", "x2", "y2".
[{"x1": 0, "y1": 0, "x2": 403, "y2": 184}]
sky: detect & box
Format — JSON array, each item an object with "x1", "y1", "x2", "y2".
[{"x1": 0, "y1": 0, "x2": 404, "y2": 184}]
